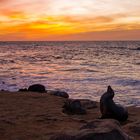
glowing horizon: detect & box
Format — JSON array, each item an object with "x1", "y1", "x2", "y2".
[{"x1": 0, "y1": 0, "x2": 140, "y2": 40}]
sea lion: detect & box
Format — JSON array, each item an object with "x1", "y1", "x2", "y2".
[
  {"x1": 63, "y1": 99, "x2": 86, "y2": 115},
  {"x1": 100, "y1": 86, "x2": 128, "y2": 121}
]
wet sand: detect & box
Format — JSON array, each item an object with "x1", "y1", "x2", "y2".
[{"x1": 0, "y1": 91, "x2": 139, "y2": 140}]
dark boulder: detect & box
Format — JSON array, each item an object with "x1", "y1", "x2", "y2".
[
  {"x1": 135, "y1": 47, "x2": 140, "y2": 51},
  {"x1": 63, "y1": 99, "x2": 86, "y2": 115},
  {"x1": 50, "y1": 134, "x2": 75, "y2": 140},
  {"x1": 47, "y1": 90, "x2": 69, "y2": 98},
  {"x1": 1, "y1": 89, "x2": 5, "y2": 91},
  {"x1": 18, "y1": 88, "x2": 28, "y2": 92},
  {"x1": 28, "y1": 84, "x2": 46, "y2": 93},
  {"x1": 129, "y1": 122, "x2": 140, "y2": 136},
  {"x1": 77, "y1": 119, "x2": 132, "y2": 140},
  {"x1": 50, "y1": 119, "x2": 133, "y2": 140}
]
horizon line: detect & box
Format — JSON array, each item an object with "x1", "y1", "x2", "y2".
[{"x1": 0, "y1": 40, "x2": 140, "y2": 42}]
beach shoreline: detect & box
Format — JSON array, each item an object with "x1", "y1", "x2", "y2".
[{"x1": 0, "y1": 91, "x2": 139, "y2": 140}]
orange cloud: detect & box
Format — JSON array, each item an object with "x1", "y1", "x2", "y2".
[
  {"x1": 0, "y1": 0, "x2": 9, "y2": 2},
  {"x1": 0, "y1": 10, "x2": 28, "y2": 20},
  {"x1": 0, "y1": 0, "x2": 140, "y2": 41}
]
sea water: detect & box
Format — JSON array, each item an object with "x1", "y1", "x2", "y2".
[{"x1": 0, "y1": 41, "x2": 140, "y2": 106}]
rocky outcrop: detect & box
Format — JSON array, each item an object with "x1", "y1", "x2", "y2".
[
  {"x1": 28, "y1": 84, "x2": 46, "y2": 93},
  {"x1": 63, "y1": 99, "x2": 86, "y2": 115},
  {"x1": 50, "y1": 119, "x2": 133, "y2": 140},
  {"x1": 18, "y1": 88, "x2": 28, "y2": 92},
  {"x1": 47, "y1": 90, "x2": 69, "y2": 98},
  {"x1": 50, "y1": 134, "x2": 75, "y2": 140},
  {"x1": 136, "y1": 47, "x2": 140, "y2": 50},
  {"x1": 129, "y1": 121, "x2": 140, "y2": 136}
]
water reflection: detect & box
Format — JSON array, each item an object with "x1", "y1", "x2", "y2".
[{"x1": 0, "y1": 41, "x2": 140, "y2": 106}]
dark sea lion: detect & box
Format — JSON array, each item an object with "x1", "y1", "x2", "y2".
[
  {"x1": 63, "y1": 99, "x2": 86, "y2": 115},
  {"x1": 100, "y1": 86, "x2": 128, "y2": 121}
]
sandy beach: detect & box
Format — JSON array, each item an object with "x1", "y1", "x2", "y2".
[{"x1": 0, "y1": 91, "x2": 139, "y2": 140}]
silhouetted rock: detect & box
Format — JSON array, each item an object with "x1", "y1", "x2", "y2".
[
  {"x1": 28, "y1": 84, "x2": 46, "y2": 93},
  {"x1": 100, "y1": 86, "x2": 128, "y2": 121},
  {"x1": 50, "y1": 134, "x2": 75, "y2": 140},
  {"x1": 50, "y1": 119, "x2": 133, "y2": 140},
  {"x1": 18, "y1": 88, "x2": 28, "y2": 92},
  {"x1": 47, "y1": 90, "x2": 69, "y2": 98},
  {"x1": 63, "y1": 99, "x2": 86, "y2": 115},
  {"x1": 135, "y1": 47, "x2": 140, "y2": 51},
  {"x1": 1, "y1": 89, "x2": 5, "y2": 91},
  {"x1": 129, "y1": 122, "x2": 140, "y2": 136}
]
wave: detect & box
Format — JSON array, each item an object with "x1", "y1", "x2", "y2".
[{"x1": 115, "y1": 79, "x2": 140, "y2": 86}]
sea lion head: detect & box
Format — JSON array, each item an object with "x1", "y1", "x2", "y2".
[{"x1": 107, "y1": 85, "x2": 114, "y2": 99}]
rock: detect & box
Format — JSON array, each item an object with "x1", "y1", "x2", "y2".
[
  {"x1": 129, "y1": 122, "x2": 140, "y2": 135},
  {"x1": 50, "y1": 119, "x2": 133, "y2": 140},
  {"x1": 77, "y1": 119, "x2": 133, "y2": 140},
  {"x1": 135, "y1": 47, "x2": 140, "y2": 50},
  {"x1": 48, "y1": 90, "x2": 69, "y2": 98},
  {"x1": 50, "y1": 134, "x2": 75, "y2": 140},
  {"x1": 28, "y1": 84, "x2": 46, "y2": 93},
  {"x1": 130, "y1": 125, "x2": 140, "y2": 135},
  {"x1": 63, "y1": 99, "x2": 86, "y2": 115},
  {"x1": 100, "y1": 86, "x2": 128, "y2": 121},
  {"x1": 1, "y1": 89, "x2": 5, "y2": 91},
  {"x1": 18, "y1": 88, "x2": 28, "y2": 92}
]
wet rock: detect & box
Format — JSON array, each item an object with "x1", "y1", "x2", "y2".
[
  {"x1": 130, "y1": 126, "x2": 140, "y2": 135},
  {"x1": 50, "y1": 119, "x2": 133, "y2": 140},
  {"x1": 76, "y1": 130, "x2": 132, "y2": 140},
  {"x1": 63, "y1": 99, "x2": 86, "y2": 115},
  {"x1": 10, "y1": 60, "x2": 15, "y2": 63},
  {"x1": 77, "y1": 119, "x2": 133, "y2": 140},
  {"x1": 28, "y1": 84, "x2": 46, "y2": 93},
  {"x1": 100, "y1": 86, "x2": 128, "y2": 121},
  {"x1": 18, "y1": 88, "x2": 28, "y2": 92},
  {"x1": 47, "y1": 90, "x2": 69, "y2": 98},
  {"x1": 129, "y1": 123, "x2": 140, "y2": 135},
  {"x1": 50, "y1": 134, "x2": 75, "y2": 140},
  {"x1": 1, "y1": 89, "x2": 5, "y2": 92},
  {"x1": 135, "y1": 47, "x2": 140, "y2": 51}
]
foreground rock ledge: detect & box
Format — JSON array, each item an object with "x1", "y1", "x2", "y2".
[
  {"x1": 50, "y1": 119, "x2": 133, "y2": 140},
  {"x1": 0, "y1": 91, "x2": 139, "y2": 140}
]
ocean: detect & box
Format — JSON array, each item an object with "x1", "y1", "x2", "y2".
[{"x1": 0, "y1": 41, "x2": 140, "y2": 106}]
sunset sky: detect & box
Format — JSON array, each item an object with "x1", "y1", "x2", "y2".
[{"x1": 0, "y1": 0, "x2": 140, "y2": 40}]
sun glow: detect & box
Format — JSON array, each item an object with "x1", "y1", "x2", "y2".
[{"x1": 0, "y1": 0, "x2": 140, "y2": 40}]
